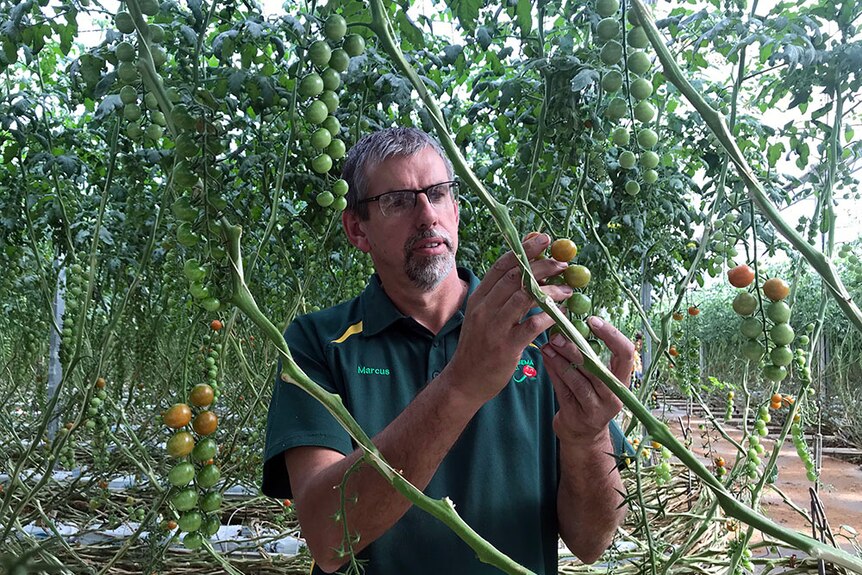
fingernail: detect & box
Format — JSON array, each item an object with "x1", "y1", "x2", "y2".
[
  {"x1": 588, "y1": 316, "x2": 604, "y2": 328},
  {"x1": 551, "y1": 333, "x2": 566, "y2": 347},
  {"x1": 542, "y1": 344, "x2": 557, "y2": 358},
  {"x1": 540, "y1": 233, "x2": 551, "y2": 245}
]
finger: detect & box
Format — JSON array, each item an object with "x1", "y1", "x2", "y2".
[
  {"x1": 512, "y1": 310, "x2": 558, "y2": 350},
  {"x1": 587, "y1": 317, "x2": 635, "y2": 387},
  {"x1": 544, "y1": 332, "x2": 623, "y2": 403}
]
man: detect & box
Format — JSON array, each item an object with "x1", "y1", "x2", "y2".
[{"x1": 263, "y1": 127, "x2": 634, "y2": 574}]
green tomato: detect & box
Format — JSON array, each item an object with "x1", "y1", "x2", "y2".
[
  {"x1": 566, "y1": 293, "x2": 591, "y2": 316},
  {"x1": 633, "y1": 100, "x2": 656, "y2": 123},
  {"x1": 332, "y1": 179, "x2": 349, "y2": 196},
  {"x1": 596, "y1": 18, "x2": 620, "y2": 41},
  {"x1": 629, "y1": 77, "x2": 652, "y2": 101},
  {"x1": 168, "y1": 462, "x2": 196, "y2": 487},
  {"x1": 183, "y1": 532, "x2": 204, "y2": 549},
  {"x1": 600, "y1": 40, "x2": 623, "y2": 65},
  {"x1": 627, "y1": 51, "x2": 651, "y2": 75},
  {"x1": 572, "y1": 319, "x2": 591, "y2": 339},
  {"x1": 117, "y1": 61, "x2": 139, "y2": 84},
  {"x1": 332, "y1": 196, "x2": 347, "y2": 211},
  {"x1": 116, "y1": 42, "x2": 136, "y2": 62},
  {"x1": 328, "y1": 48, "x2": 350, "y2": 73},
  {"x1": 643, "y1": 169, "x2": 658, "y2": 184},
  {"x1": 605, "y1": 97, "x2": 627, "y2": 120},
  {"x1": 327, "y1": 138, "x2": 346, "y2": 160},
  {"x1": 171, "y1": 488, "x2": 199, "y2": 512},
  {"x1": 304, "y1": 100, "x2": 329, "y2": 125},
  {"x1": 203, "y1": 515, "x2": 221, "y2": 536},
  {"x1": 320, "y1": 90, "x2": 339, "y2": 113},
  {"x1": 770, "y1": 323, "x2": 795, "y2": 346},
  {"x1": 612, "y1": 127, "x2": 630, "y2": 146},
  {"x1": 324, "y1": 14, "x2": 347, "y2": 42},
  {"x1": 192, "y1": 437, "x2": 218, "y2": 461},
  {"x1": 596, "y1": 0, "x2": 620, "y2": 17},
  {"x1": 310, "y1": 128, "x2": 332, "y2": 150},
  {"x1": 601, "y1": 70, "x2": 623, "y2": 93},
  {"x1": 201, "y1": 297, "x2": 221, "y2": 312},
  {"x1": 739, "y1": 317, "x2": 763, "y2": 339},
  {"x1": 763, "y1": 364, "x2": 788, "y2": 382},
  {"x1": 176, "y1": 223, "x2": 201, "y2": 248},
  {"x1": 311, "y1": 153, "x2": 333, "y2": 174},
  {"x1": 619, "y1": 150, "x2": 636, "y2": 169},
  {"x1": 624, "y1": 180, "x2": 640, "y2": 195},
  {"x1": 123, "y1": 103, "x2": 142, "y2": 121},
  {"x1": 171, "y1": 196, "x2": 198, "y2": 221},
  {"x1": 627, "y1": 26, "x2": 649, "y2": 49},
  {"x1": 120, "y1": 84, "x2": 137, "y2": 105},
  {"x1": 308, "y1": 40, "x2": 332, "y2": 68},
  {"x1": 321, "y1": 67, "x2": 342, "y2": 91},
  {"x1": 732, "y1": 292, "x2": 757, "y2": 316},
  {"x1": 564, "y1": 264, "x2": 591, "y2": 289},
  {"x1": 637, "y1": 128, "x2": 657, "y2": 149},
  {"x1": 770, "y1": 345, "x2": 793, "y2": 367},
  {"x1": 115, "y1": 11, "x2": 135, "y2": 34},
  {"x1": 741, "y1": 340, "x2": 764, "y2": 362},
  {"x1": 343, "y1": 34, "x2": 366, "y2": 57},
  {"x1": 641, "y1": 150, "x2": 660, "y2": 169},
  {"x1": 322, "y1": 115, "x2": 341, "y2": 137},
  {"x1": 200, "y1": 491, "x2": 223, "y2": 513},
  {"x1": 299, "y1": 73, "x2": 324, "y2": 99},
  {"x1": 197, "y1": 464, "x2": 221, "y2": 488},
  {"x1": 177, "y1": 511, "x2": 204, "y2": 533},
  {"x1": 766, "y1": 301, "x2": 791, "y2": 324}
]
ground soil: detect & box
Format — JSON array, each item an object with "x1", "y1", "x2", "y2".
[{"x1": 658, "y1": 403, "x2": 862, "y2": 552}]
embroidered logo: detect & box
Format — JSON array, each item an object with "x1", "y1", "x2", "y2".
[
  {"x1": 512, "y1": 359, "x2": 538, "y2": 383},
  {"x1": 357, "y1": 365, "x2": 390, "y2": 376}
]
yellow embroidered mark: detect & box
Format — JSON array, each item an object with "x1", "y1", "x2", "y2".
[
  {"x1": 529, "y1": 342, "x2": 540, "y2": 349},
  {"x1": 332, "y1": 321, "x2": 363, "y2": 344}
]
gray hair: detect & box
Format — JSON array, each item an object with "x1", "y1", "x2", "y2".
[{"x1": 342, "y1": 127, "x2": 454, "y2": 219}]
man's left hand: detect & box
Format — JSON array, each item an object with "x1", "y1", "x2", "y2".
[{"x1": 541, "y1": 317, "x2": 634, "y2": 442}]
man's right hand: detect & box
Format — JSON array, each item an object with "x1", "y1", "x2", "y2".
[{"x1": 445, "y1": 232, "x2": 572, "y2": 405}]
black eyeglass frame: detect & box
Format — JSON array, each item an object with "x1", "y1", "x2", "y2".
[{"x1": 357, "y1": 180, "x2": 460, "y2": 215}]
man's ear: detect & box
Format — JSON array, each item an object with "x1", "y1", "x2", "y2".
[{"x1": 342, "y1": 210, "x2": 371, "y2": 253}]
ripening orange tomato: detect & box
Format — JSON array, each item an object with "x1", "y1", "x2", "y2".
[
  {"x1": 727, "y1": 264, "x2": 755, "y2": 288},
  {"x1": 163, "y1": 403, "x2": 192, "y2": 429},
  {"x1": 210, "y1": 319, "x2": 223, "y2": 331}
]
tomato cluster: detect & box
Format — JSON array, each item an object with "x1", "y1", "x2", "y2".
[
  {"x1": 730, "y1": 269, "x2": 795, "y2": 384},
  {"x1": 162, "y1": 328, "x2": 224, "y2": 549},
  {"x1": 295, "y1": 14, "x2": 365, "y2": 210},
  {"x1": 594, "y1": 3, "x2": 661, "y2": 196},
  {"x1": 60, "y1": 262, "x2": 88, "y2": 365},
  {"x1": 546, "y1": 238, "x2": 602, "y2": 354}
]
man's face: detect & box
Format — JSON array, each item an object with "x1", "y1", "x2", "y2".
[{"x1": 343, "y1": 147, "x2": 459, "y2": 292}]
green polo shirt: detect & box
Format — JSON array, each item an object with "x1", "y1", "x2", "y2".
[{"x1": 263, "y1": 268, "x2": 626, "y2": 575}]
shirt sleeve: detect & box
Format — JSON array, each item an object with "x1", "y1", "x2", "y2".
[{"x1": 261, "y1": 317, "x2": 354, "y2": 499}]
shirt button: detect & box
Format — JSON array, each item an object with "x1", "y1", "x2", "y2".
[
  {"x1": 433, "y1": 340, "x2": 440, "y2": 348},
  {"x1": 432, "y1": 370, "x2": 440, "y2": 378}
]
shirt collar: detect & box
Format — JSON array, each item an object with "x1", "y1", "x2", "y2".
[{"x1": 359, "y1": 267, "x2": 479, "y2": 337}]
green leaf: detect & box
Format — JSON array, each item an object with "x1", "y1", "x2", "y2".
[
  {"x1": 395, "y1": 10, "x2": 425, "y2": 49},
  {"x1": 448, "y1": 0, "x2": 481, "y2": 33},
  {"x1": 516, "y1": 0, "x2": 532, "y2": 38}
]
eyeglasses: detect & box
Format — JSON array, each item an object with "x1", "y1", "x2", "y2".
[{"x1": 359, "y1": 181, "x2": 459, "y2": 218}]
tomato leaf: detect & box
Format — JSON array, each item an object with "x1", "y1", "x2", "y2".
[{"x1": 516, "y1": 0, "x2": 532, "y2": 38}]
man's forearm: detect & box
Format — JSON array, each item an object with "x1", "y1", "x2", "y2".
[
  {"x1": 292, "y1": 370, "x2": 482, "y2": 572},
  {"x1": 557, "y1": 428, "x2": 626, "y2": 564}
]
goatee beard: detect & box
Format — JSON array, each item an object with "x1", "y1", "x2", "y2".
[{"x1": 404, "y1": 229, "x2": 455, "y2": 291}]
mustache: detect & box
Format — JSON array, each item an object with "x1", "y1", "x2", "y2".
[{"x1": 405, "y1": 229, "x2": 453, "y2": 252}]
